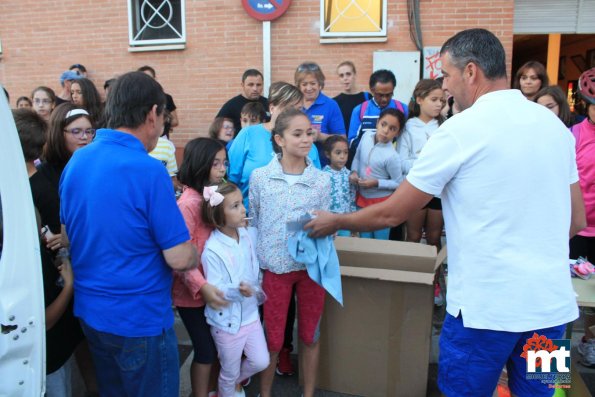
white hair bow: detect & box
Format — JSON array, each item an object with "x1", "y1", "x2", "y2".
[{"x1": 203, "y1": 186, "x2": 224, "y2": 207}]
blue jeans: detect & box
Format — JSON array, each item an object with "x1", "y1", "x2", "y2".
[
  {"x1": 45, "y1": 355, "x2": 73, "y2": 397},
  {"x1": 80, "y1": 320, "x2": 179, "y2": 397}
]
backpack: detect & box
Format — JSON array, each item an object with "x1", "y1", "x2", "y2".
[{"x1": 347, "y1": 99, "x2": 407, "y2": 168}]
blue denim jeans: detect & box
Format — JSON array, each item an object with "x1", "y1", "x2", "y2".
[
  {"x1": 80, "y1": 320, "x2": 179, "y2": 397},
  {"x1": 45, "y1": 355, "x2": 73, "y2": 397}
]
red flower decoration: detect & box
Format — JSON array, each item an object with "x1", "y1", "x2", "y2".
[{"x1": 520, "y1": 333, "x2": 559, "y2": 368}]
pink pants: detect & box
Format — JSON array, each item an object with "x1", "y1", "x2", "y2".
[{"x1": 211, "y1": 320, "x2": 269, "y2": 397}]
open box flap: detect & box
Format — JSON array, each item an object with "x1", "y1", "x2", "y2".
[
  {"x1": 335, "y1": 237, "x2": 441, "y2": 275},
  {"x1": 340, "y1": 266, "x2": 435, "y2": 285},
  {"x1": 435, "y1": 245, "x2": 447, "y2": 271}
]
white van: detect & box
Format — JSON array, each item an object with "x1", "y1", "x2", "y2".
[{"x1": 0, "y1": 86, "x2": 46, "y2": 396}]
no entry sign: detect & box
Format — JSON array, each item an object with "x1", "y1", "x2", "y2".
[{"x1": 242, "y1": 0, "x2": 291, "y2": 21}]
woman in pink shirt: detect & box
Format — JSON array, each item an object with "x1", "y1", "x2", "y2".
[
  {"x1": 571, "y1": 69, "x2": 595, "y2": 260},
  {"x1": 572, "y1": 68, "x2": 595, "y2": 366},
  {"x1": 173, "y1": 138, "x2": 229, "y2": 397}
]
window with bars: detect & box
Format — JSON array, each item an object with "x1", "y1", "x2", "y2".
[
  {"x1": 320, "y1": 0, "x2": 386, "y2": 38},
  {"x1": 128, "y1": 0, "x2": 186, "y2": 46}
]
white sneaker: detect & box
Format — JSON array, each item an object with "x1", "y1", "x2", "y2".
[
  {"x1": 577, "y1": 339, "x2": 595, "y2": 367},
  {"x1": 235, "y1": 386, "x2": 246, "y2": 397}
]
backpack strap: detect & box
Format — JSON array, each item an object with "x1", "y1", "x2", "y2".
[
  {"x1": 392, "y1": 99, "x2": 409, "y2": 118},
  {"x1": 393, "y1": 99, "x2": 404, "y2": 114},
  {"x1": 360, "y1": 98, "x2": 407, "y2": 120},
  {"x1": 359, "y1": 100, "x2": 370, "y2": 121}
]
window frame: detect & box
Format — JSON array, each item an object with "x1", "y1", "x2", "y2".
[
  {"x1": 127, "y1": 0, "x2": 186, "y2": 47},
  {"x1": 319, "y1": 0, "x2": 387, "y2": 38}
]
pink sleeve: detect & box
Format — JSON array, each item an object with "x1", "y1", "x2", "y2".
[
  {"x1": 178, "y1": 194, "x2": 211, "y2": 298},
  {"x1": 570, "y1": 124, "x2": 580, "y2": 145},
  {"x1": 178, "y1": 198, "x2": 199, "y2": 242},
  {"x1": 182, "y1": 267, "x2": 208, "y2": 300}
]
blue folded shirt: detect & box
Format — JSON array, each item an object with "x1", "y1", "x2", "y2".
[{"x1": 287, "y1": 230, "x2": 343, "y2": 306}]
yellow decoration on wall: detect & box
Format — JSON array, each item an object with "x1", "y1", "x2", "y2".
[{"x1": 322, "y1": 0, "x2": 384, "y2": 35}]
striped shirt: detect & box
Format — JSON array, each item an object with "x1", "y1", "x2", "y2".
[{"x1": 149, "y1": 137, "x2": 178, "y2": 177}]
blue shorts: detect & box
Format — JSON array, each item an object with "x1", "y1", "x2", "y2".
[{"x1": 439, "y1": 313, "x2": 566, "y2": 397}]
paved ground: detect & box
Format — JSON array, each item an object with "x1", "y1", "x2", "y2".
[
  {"x1": 73, "y1": 306, "x2": 594, "y2": 397},
  {"x1": 176, "y1": 302, "x2": 443, "y2": 397},
  {"x1": 175, "y1": 311, "x2": 370, "y2": 397},
  {"x1": 570, "y1": 315, "x2": 595, "y2": 396}
]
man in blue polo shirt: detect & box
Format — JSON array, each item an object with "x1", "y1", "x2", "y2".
[{"x1": 60, "y1": 72, "x2": 224, "y2": 396}]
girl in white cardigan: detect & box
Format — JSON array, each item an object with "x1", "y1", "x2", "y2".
[{"x1": 201, "y1": 183, "x2": 269, "y2": 397}]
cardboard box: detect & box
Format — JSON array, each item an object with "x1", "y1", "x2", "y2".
[{"x1": 315, "y1": 237, "x2": 445, "y2": 397}]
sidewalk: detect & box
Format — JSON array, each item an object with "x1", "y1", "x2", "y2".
[
  {"x1": 174, "y1": 306, "x2": 426, "y2": 397},
  {"x1": 72, "y1": 307, "x2": 594, "y2": 396},
  {"x1": 177, "y1": 306, "x2": 594, "y2": 397}
]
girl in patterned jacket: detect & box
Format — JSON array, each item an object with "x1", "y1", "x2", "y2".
[
  {"x1": 323, "y1": 134, "x2": 356, "y2": 236},
  {"x1": 249, "y1": 108, "x2": 331, "y2": 397}
]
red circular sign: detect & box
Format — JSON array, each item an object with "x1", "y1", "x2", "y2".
[{"x1": 242, "y1": 0, "x2": 292, "y2": 21}]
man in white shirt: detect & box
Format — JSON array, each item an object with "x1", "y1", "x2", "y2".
[{"x1": 306, "y1": 28, "x2": 586, "y2": 396}]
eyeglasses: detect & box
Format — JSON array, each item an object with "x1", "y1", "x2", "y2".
[
  {"x1": 33, "y1": 98, "x2": 52, "y2": 105},
  {"x1": 64, "y1": 128, "x2": 96, "y2": 137},
  {"x1": 373, "y1": 92, "x2": 394, "y2": 99},
  {"x1": 212, "y1": 159, "x2": 229, "y2": 168},
  {"x1": 297, "y1": 63, "x2": 320, "y2": 72}
]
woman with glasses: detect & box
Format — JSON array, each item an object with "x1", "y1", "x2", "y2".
[
  {"x1": 208, "y1": 117, "x2": 236, "y2": 145},
  {"x1": 31, "y1": 86, "x2": 57, "y2": 122},
  {"x1": 294, "y1": 62, "x2": 345, "y2": 166},
  {"x1": 35, "y1": 101, "x2": 99, "y2": 395},
  {"x1": 37, "y1": 102, "x2": 95, "y2": 247}
]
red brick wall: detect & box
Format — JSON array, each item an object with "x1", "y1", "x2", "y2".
[{"x1": 0, "y1": 0, "x2": 514, "y2": 149}]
